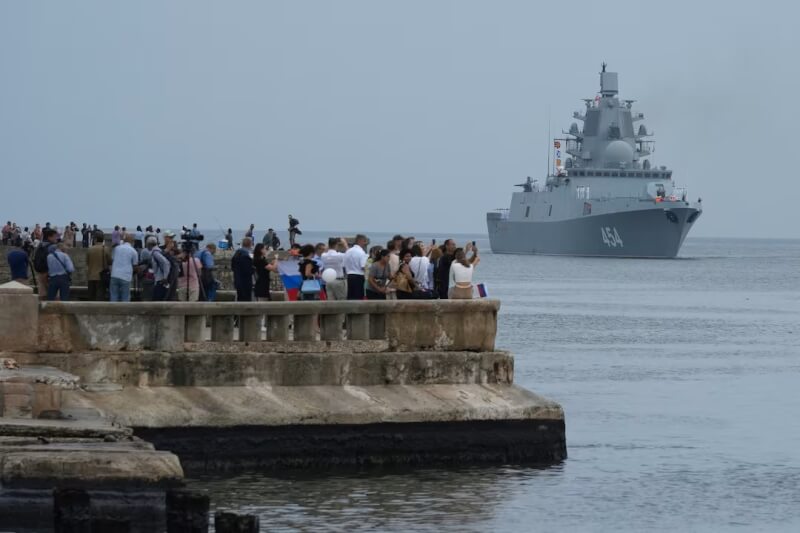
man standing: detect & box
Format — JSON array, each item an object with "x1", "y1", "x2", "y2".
[
  {"x1": 343, "y1": 234, "x2": 368, "y2": 300},
  {"x1": 436, "y1": 239, "x2": 457, "y2": 299},
  {"x1": 6, "y1": 242, "x2": 30, "y2": 285},
  {"x1": 231, "y1": 237, "x2": 254, "y2": 302},
  {"x1": 321, "y1": 238, "x2": 348, "y2": 301},
  {"x1": 46, "y1": 243, "x2": 74, "y2": 301},
  {"x1": 81, "y1": 223, "x2": 90, "y2": 248},
  {"x1": 86, "y1": 233, "x2": 111, "y2": 301},
  {"x1": 262, "y1": 228, "x2": 275, "y2": 249},
  {"x1": 198, "y1": 243, "x2": 218, "y2": 301},
  {"x1": 111, "y1": 226, "x2": 121, "y2": 246},
  {"x1": 32, "y1": 229, "x2": 58, "y2": 301},
  {"x1": 109, "y1": 235, "x2": 138, "y2": 302},
  {"x1": 149, "y1": 240, "x2": 172, "y2": 301}
]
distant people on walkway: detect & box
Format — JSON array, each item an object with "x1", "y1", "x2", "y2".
[
  {"x1": 321, "y1": 237, "x2": 348, "y2": 300},
  {"x1": 366, "y1": 249, "x2": 391, "y2": 300},
  {"x1": 198, "y1": 243, "x2": 218, "y2": 301},
  {"x1": 6, "y1": 242, "x2": 29, "y2": 285},
  {"x1": 344, "y1": 234, "x2": 368, "y2": 300},
  {"x1": 86, "y1": 233, "x2": 111, "y2": 301},
  {"x1": 436, "y1": 239, "x2": 457, "y2": 299},
  {"x1": 32, "y1": 229, "x2": 58, "y2": 301},
  {"x1": 134, "y1": 226, "x2": 144, "y2": 250},
  {"x1": 225, "y1": 228, "x2": 234, "y2": 250},
  {"x1": 288, "y1": 215, "x2": 302, "y2": 247},
  {"x1": 394, "y1": 248, "x2": 415, "y2": 300},
  {"x1": 253, "y1": 243, "x2": 276, "y2": 301},
  {"x1": 149, "y1": 239, "x2": 172, "y2": 301},
  {"x1": 232, "y1": 237, "x2": 254, "y2": 302},
  {"x1": 110, "y1": 235, "x2": 138, "y2": 302},
  {"x1": 299, "y1": 244, "x2": 320, "y2": 301},
  {"x1": 177, "y1": 248, "x2": 203, "y2": 302},
  {"x1": 46, "y1": 243, "x2": 74, "y2": 301},
  {"x1": 111, "y1": 226, "x2": 121, "y2": 246}
]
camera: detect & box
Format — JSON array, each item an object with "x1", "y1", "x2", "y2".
[{"x1": 180, "y1": 225, "x2": 204, "y2": 253}]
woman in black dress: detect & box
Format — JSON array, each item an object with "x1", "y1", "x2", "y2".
[
  {"x1": 253, "y1": 243, "x2": 276, "y2": 301},
  {"x1": 298, "y1": 244, "x2": 320, "y2": 301}
]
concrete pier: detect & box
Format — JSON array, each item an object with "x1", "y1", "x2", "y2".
[{"x1": 0, "y1": 279, "x2": 566, "y2": 525}]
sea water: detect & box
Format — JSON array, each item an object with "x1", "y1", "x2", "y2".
[{"x1": 186, "y1": 237, "x2": 800, "y2": 532}]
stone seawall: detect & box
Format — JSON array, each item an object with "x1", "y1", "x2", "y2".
[{"x1": 1, "y1": 281, "x2": 567, "y2": 480}]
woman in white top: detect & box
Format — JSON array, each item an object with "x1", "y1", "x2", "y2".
[
  {"x1": 449, "y1": 244, "x2": 480, "y2": 299},
  {"x1": 408, "y1": 244, "x2": 432, "y2": 293}
]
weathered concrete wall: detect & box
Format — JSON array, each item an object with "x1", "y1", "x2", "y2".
[
  {"x1": 33, "y1": 300, "x2": 500, "y2": 354},
  {"x1": 0, "y1": 283, "x2": 39, "y2": 352},
  {"x1": 15, "y1": 350, "x2": 514, "y2": 387}
]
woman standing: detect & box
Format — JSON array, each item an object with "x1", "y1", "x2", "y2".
[
  {"x1": 448, "y1": 244, "x2": 480, "y2": 299},
  {"x1": 393, "y1": 249, "x2": 416, "y2": 300},
  {"x1": 176, "y1": 250, "x2": 203, "y2": 301},
  {"x1": 253, "y1": 243, "x2": 277, "y2": 301},
  {"x1": 298, "y1": 244, "x2": 320, "y2": 301}
]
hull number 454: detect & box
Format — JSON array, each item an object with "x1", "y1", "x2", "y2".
[{"x1": 601, "y1": 227, "x2": 624, "y2": 248}]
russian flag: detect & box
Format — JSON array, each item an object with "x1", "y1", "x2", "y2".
[{"x1": 277, "y1": 258, "x2": 302, "y2": 301}]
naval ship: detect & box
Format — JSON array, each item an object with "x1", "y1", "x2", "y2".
[{"x1": 487, "y1": 65, "x2": 701, "y2": 258}]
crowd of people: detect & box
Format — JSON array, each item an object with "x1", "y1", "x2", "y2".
[
  {"x1": 229, "y1": 232, "x2": 480, "y2": 302},
  {"x1": 3, "y1": 220, "x2": 218, "y2": 303},
  {"x1": 3, "y1": 216, "x2": 482, "y2": 303}
]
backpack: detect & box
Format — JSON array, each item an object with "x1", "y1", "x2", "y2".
[
  {"x1": 33, "y1": 245, "x2": 50, "y2": 273},
  {"x1": 166, "y1": 252, "x2": 180, "y2": 286}
]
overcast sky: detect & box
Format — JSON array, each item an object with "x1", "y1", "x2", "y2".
[{"x1": 1, "y1": 1, "x2": 798, "y2": 238}]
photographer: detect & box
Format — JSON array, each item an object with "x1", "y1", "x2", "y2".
[{"x1": 288, "y1": 214, "x2": 302, "y2": 247}]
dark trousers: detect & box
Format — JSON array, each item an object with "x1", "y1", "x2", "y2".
[
  {"x1": 47, "y1": 274, "x2": 70, "y2": 301},
  {"x1": 87, "y1": 280, "x2": 105, "y2": 301},
  {"x1": 366, "y1": 289, "x2": 386, "y2": 300},
  {"x1": 153, "y1": 281, "x2": 169, "y2": 301},
  {"x1": 346, "y1": 274, "x2": 365, "y2": 300},
  {"x1": 236, "y1": 286, "x2": 253, "y2": 302}
]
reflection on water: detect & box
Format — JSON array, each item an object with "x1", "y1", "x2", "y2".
[
  {"x1": 188, "y1": 465, "x2": 560, "y2": 533},
  {"x1": 185, "y1": 238, "x2": 800, "y2": 532}
]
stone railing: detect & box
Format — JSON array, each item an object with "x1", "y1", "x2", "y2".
[{"x1": 30, "y1": 299, "x2": 498, "y2": 354}]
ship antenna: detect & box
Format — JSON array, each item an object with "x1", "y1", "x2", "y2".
[{"x1": 546, "y1": 106, "x2": 551, "y2": 177}]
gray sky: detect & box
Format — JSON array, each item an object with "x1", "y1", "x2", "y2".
[{"x1": 1, "y1": 1, "x2": 797, "y2": 238}]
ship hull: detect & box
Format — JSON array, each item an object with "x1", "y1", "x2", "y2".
[{"x1": 487, "y1": 206, "x2": 701, "y2": 258}]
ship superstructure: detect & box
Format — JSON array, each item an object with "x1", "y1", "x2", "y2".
[{"x1": 487, "y1": 65, "x2": 701, "y2": 257}]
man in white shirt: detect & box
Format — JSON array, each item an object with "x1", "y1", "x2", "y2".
[
  {"x1": 110, "y1": 235, "x2": 139, "y2": 302},
  {"x1": 343, "y1": 234, "x2": 368, "y2": 300},
  {"x1": 321, "y1": 237, "x2": 349, "y2": 301}
]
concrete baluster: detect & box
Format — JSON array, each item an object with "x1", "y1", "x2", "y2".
[
  {"x1": 239, "y1": 315, "x2": 262, "y2": 342},
  {"x1": 347, "y1": 313, "x2": 370, "y2": 340},
  {"x1": 211, "y1": 315, "x2": 235, "y2": 342},
  {"x1": 184, "y1": 315, "x2": 206, "y2": 342},
  {"x1": 267, "y1": 314, "x2": 290, "y2": 341},
  {"x1": 320, "y1": 313, "x2": 344, "y2": 341},
  {"x1": 293, "y1": 314, "x2": 315, "y2": 341},
  {"x1": 369, "y1": 313, "x2": 386, "y2": 340}
]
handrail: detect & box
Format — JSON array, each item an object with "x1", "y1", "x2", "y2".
[{"x1": 39, "y1": 299, "x2": 500, "y2": 316}]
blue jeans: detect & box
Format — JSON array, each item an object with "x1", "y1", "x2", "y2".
[
  {"x1": 47, "y1": 274, "x2": 71, "y2": 301},
  {"x1": 203, "y1": 280, "x2": 218, "y2": 302},
  {"x1": 109, "y1": 277, "x2": 131, "y2": 302}
]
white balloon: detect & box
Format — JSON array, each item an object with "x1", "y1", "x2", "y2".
[{"x1": 321, "y1": 268, "x2": 337, "y2": 283}]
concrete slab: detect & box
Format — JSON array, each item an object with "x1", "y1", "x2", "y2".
[{"x1": 62, "y1": 384, "x2": 563, "y2": 427}]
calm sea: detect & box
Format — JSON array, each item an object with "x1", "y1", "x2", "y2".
[{"x1": 186, "y1": 236, "x2": 800, "y2": 532}]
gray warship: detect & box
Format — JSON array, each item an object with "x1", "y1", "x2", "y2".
[{"x1": 487, "y1": 65, "x2": 701, "y2": 258}]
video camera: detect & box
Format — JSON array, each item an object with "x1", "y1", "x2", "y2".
[{"x1": 180, "y1": 225, "x2": 204, "y2": 253}]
